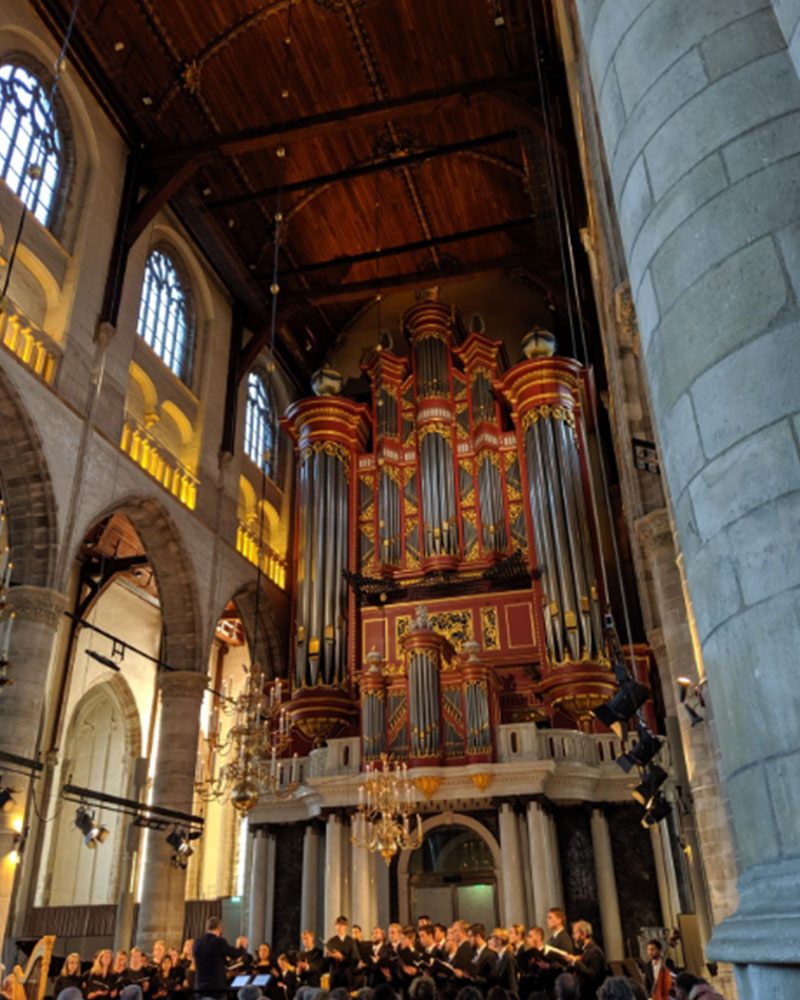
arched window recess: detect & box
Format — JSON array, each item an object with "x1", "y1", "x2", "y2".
[{"x1": 135, "y1": 247, "x2": 195, "y2": 384}]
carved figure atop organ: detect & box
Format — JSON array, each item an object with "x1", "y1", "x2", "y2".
[{"x1": 281, "y1": 293, "x2": 646, "y2": 759}]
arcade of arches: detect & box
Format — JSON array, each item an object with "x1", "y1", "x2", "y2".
[{"x1": 1, "y1": 2, "x2": 799, "y2": 999}]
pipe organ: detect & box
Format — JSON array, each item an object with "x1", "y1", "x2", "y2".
[{"x1": 282, "y1": 293, "x2": 626, "y2": 756}]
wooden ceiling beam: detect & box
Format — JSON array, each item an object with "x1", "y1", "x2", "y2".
[
  {"x1": 143, "y1": 73, "x2": 538, "y2": 167},
  {"x1": 282, "y1": 251, "x2": 557, "y2": 306},
  {"x1": 208, "y1": 130, "x2": 521, "y2": 210},
  {"x1": 278, "y1": 217, "x2": 536, "y2": 278}
]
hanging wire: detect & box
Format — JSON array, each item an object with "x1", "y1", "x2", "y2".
[
  {"x1": 266, "y1": 0, "x2": 294, "y2": 372},
  {"x1": 525, "y1": 0, "x2": 636, "y2": 666}
]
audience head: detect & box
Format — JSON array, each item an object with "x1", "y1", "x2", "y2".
[
  {"x1": 674, "y1": 973, "x2": 706, "y2": 999},
  {"x1": 206, "y1": 916, "x2": 223, "y2": 936},
  {"x1": 330, "y1": 988, "x2": 350, "y2": 1000},
  {"x1": 56, "y1": 990, "x2": 84, "y2": 1000},
  {"x1": 409, "y1": 976, "x2": 437, "y2": 1000},
  {"x1": 355, "y1": 989, "x2": 375, "y2": 1000},
  {"x1": 625, "y1": 981, "x2": 646, "y2": 1000},
  {"x1": 553, "y1": 974, "x2": 580, "y2": 1000},
  {"x1": 546, "y1": 908, "x2": 566, "y2": 932},
  {"x1": 485, "y1": 988, "x2": 509, "y2": 1000},
  {"x1": 238, "y1": 985, "x2": 262, "y2": 1000},
  {"x1": 526, "y1": 926, "x2": 544, "y2": 949},
  {"x1": 373, "y1": 985, "x2": 400, "y2": 1000},
  {"x1": 120, "y1": 987, "x2": 143, "y2": 1000},
  {"x1": 453, "y1": 987, "x2": 482, "y2": 1000},
  {"x1": 597, "y1": 978, "x2": 638, "y2": 1000}
]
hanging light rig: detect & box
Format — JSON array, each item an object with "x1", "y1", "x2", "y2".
[
  {"x1": 194, "y1": 3, "x2": 299, "y2": 814},
  {"x1": 351, "y1": 755, "x2": 422, "y2": 864}
]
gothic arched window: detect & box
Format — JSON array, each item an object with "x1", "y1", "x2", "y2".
[
  {"x1": 136, "y1": 248, "x2": 194, "y2": 382},
  {"x1": 0, "y1": 59, "x2": 65, "y2": 227},
  {"x1": 244, "y1": 370, "x2": 275, "y2": 475}
]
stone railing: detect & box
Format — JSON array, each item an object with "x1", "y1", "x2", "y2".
[
  {"x1": 120, "y1": 416, "x2": 199, "y2": 510},
  {"x1": 236, "y1": 520, "x2": 288, "y2": 589},
  {"x1": 0, "y1": 304, "x2": 60, "y2": 384},
  {"x1": 297, "y1": 727, "x2": 669, "y2": 778}
]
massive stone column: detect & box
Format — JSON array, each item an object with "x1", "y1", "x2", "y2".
[
  {"x1": 590, "y1": 809, "x2": 624, "y2": 960},
  {"x1": 0, "y1": 585, "x2": 66, "y2": 948},
  {"x1": 351, "y1": 840, "x2": 376, "y2": 934},
  {"x1": 137, "y1": 670, "x2": 206, "y2": 951},
  {"x1": 573, "y1": 2, "x2": 800, "y2": 993},
  {"x1": 499, "y1": 803, "x2": 527, "y2": 925}
]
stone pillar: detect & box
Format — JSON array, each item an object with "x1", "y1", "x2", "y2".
[
  {"x1": 324, "y1": 814, "x2": 343, "y2": 933},
  {"x1": 137, "y1": 670, "x2": 206, "y2": 951},
  {"x1": 649, "y1": 820, "x2": 679, "y2": 932},
  {"x1": 248, "y1": 830, "x2": 270, "y2": 946},
  {"x1": 526, "y1": 801, "x2": 562, "y2": 926},
  {"x1": 375, "y1": 849, "x2": 390, "y2": 929},
  {"x1": 301, "y1": 823, "x2": 321, "y2": 938},
  {"x1": 543, "y1": 810, "x2": 564, "y2": 910},
  {"x1": 351, "y1": 840, "x2": 375, "y2": 933},
  {"x1": 590, "y1": 809, "x2": 624, "y2": 960},
  {"x1": 574, "y1": 3, "x2": 800, "y2": 993},
  {"x1": 499, "y1": 803, "x2": 527, "y2": 925},
  {"x1": 263, "y1": 833, "x2": 277, "y2": 946},
  {"x1": 0, "y1": 585, "x2": 66, "y2": 948}
]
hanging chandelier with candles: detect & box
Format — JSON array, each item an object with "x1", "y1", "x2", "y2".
[
  {"x1": 351, "y1": 755, "x2": 423, "y2": 864},
  {"x1": 195, "y1": 672, "x2": 299, "y2": 813}
]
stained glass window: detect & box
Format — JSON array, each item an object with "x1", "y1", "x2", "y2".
[
  {"x1": 244, "y1": 371, "x2": 275, "y2": 475},
  {"x1": 0, "y1": 61, "x2": 63, "y2": 227},
  {"x1": 136, "y1": 249, "x2": 194, "y2": 382}
]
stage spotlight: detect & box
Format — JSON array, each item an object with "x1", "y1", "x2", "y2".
[
  {"x1": 75, "y1": 806, "x2": 109, "y2": 848},
  {"x1": 0, "y1": 786, "x2": 16, "y2": 812},
  {"x1": 685, "y1": 703, "x2": 704, "y2": 726},
  {"x1": 641, "y1": 792, "x2": 672, "y2": 827},
  {"x1": 632, "y1": 765, "x2": 668, "y2": 806},
  {"x1": 677, "y1": 677, "x2": 692, "y2": 703},
  {"x1": 593, "y1": 678, "x2": 651, "y2": 736},
  {"x1": 617, "y1": 727, "x2": 663, "y2": 773},
  {"x1": 166, "y1": 827, "x2": 200, "y2": 868},
  {"x1": 86, "y1": 649, "x2": 121, "y2": 672}
]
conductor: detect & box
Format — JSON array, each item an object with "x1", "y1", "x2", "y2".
[{"x1": 193, "y1": 916, "x2": 245, "y2": 996}]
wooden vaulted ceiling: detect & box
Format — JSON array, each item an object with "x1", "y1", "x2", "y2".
[{"x1": 33, "y1": 0, "x2": 591, "y2": 385}]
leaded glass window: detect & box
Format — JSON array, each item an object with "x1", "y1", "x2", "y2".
[
  {"x1": 136, "y1": 249, "x2": 194, "y2": 382},
  {"x1": 0, "y1": 61, "x2": 63, "y2": 227},
  {"x1": 244, "y1": 371, "x2": 275, "y2": 475}
]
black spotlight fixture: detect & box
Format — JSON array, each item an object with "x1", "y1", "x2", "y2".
[
  {"x1": 593, "y1": 678, "x2": 651, "y2": 737},
  {"x1": 641, "y1": 791, "x2": 672, "y2": 827},
  {"x1": 75, "y1": 806, "x2": 109, "y2": 848},
  {"x1": 632, "y1": 764, "x2": 668, "y2": 806},
  {"x1": 617, "y1": 726, "x2": 664, "y2": 774},
  {"x1": 166, "y1": 827, "x2": 201, "y2": 868},
  {"x1": 86, "y1": 649, "x2": 121, "y2": 672},
  {"x1": 677, "y1": 677, "x2": 692, "y2": 703},
  {"x1": 685, "y1": 703, "x2": 704, "y2": 726},
  {"x1": 0, "y1": 785, "x2": 16, "y2": 812}
]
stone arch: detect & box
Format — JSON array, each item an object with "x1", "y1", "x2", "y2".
[
  {"x1": 397, "y1": 811, "x2": 505, "y2": 925},
  {"x1": 231, "y1": 579, "x2": 285, "y2": 680},
  {"x1": 45, "y1": 676, "x2": 142, "y2": 906},
  {"x1": 77, "y1": 496, "x2": 204, "y2": 672},
  {"x1": 0, "y1": 366, "x2": 59, "y2": 587}
]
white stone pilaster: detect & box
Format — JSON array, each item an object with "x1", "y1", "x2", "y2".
[
  {"x1": 301, "y1": 823, "x2": 321, "y2": 938},
  {"x1": 248, "y1": 830, "x2": 270, "y2": 946},
  {"x1": 324, "y1": 814, "x2": 343, "y2": 933},
  {"x1": 499, "y1": 803, "x2": 526, "y2": 925}
]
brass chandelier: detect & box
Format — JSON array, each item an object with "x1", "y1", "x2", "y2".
[{"x1": 351, "y1": 755, "x2": 423, "y2": 863}]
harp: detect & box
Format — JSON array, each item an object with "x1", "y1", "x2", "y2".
[{"x1": 10, "y1": 935, "x2": 55, "y2": 1000}]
